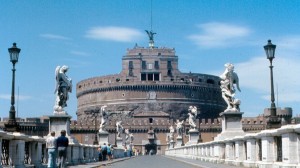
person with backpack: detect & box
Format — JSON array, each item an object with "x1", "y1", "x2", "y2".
[{"x1": 101, "y1": 143, "x2": 108, "y2": 161}]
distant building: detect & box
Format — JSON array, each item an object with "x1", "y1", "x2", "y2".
[{"x1": 0, "y1": 35, "x2": 293, "y2": 155}]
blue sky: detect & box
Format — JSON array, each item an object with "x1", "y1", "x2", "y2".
[{"x1": 1, "y1": 0, "x2": 300, "y2": 119}]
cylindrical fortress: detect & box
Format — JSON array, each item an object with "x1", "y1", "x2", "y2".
[{"x1": 76, "y1": 46, "x2": 226, "y2": 123}]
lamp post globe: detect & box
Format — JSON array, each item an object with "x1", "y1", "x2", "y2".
[{"x1": 5, "y1": 43, "x2": 21, "y2": 132}]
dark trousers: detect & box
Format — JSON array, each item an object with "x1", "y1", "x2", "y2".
[
  {"x1": 57, "y1": 147, "x2": 67, "y2": 168},
  {"x1": 102, "y1": 151, "x2": 107, "y2": 161}
]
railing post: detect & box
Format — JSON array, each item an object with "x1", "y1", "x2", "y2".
[
  {"x1": 9, "y1": 133, "x2": 27, "y2": 167},
  {"x1": 257, "y1": 129, "x2": 279, "y2": 167},
  {"x1": 225, "y1": 140, "x2": 234, "y2": 165},
  {"x1": 242, "y1": 134, "x2": 257, "y2": 167},
  {"x1": 29, "y1": 136, "x2": 44, "y2": 168},
  {"x1": 72, "y1": 144, "x2": 80, "y2": 164},
  {"x1": 279, "y1": 125, "x2": 298, "y2": 165},
  {"x1": 233, "y1": 136, "x2": 244, "y2": 166},
  {"x1": 79, "y1": 144, "x2": 84, "y2": 163},
  {"x1": 0, "y1": 131, "x2": 5, "y2": 168}
]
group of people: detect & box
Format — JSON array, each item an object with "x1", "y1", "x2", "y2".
[
  {"x1": 97, "y1": 143, "x2": 114, "y2": 161},
  {"x1": 46, "y1": 130, "x2": 69, "y2": 168}
]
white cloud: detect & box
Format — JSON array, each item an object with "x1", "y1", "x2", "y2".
[
  {"x1": 85, "y1": 26, "x2": 143, "y2": 42},
  {"x1": 188, "y1": 22, "x2": 251, "y2": 48},
  {"x1": 40, "y1": 34, "x2": 71, "y2": 40},
  {"x1": 0, "y1": 94, "x2": 31, "y2": 100},
  {"x1": 235, "y1": 53, "x2": 300, "y2": 104},
  {"x1": 70, "y1": 51, "x2": 89, "y2": 56}
]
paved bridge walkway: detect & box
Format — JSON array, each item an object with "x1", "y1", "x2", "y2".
[{"x1": 70, "y1": 155, "x2": 243, "y2": 168}]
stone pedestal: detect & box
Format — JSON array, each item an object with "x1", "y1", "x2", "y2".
[
  {"x1": 48, "y1": 114, "x2": 71, "y2": 137},
  {"x1": 116, "y1": 137, "x2": 123, "y2": 147},
  {"x1": 186, "y1": 129, "x2": 199, "y2": 145},
  {"x1": 169, "y1": 140, "x2": 175, "y2": 149},
  {"x1": 176, "y1": 136, "x2": 183, "y2": 147},
  {"x1": 215, "y1": 111, "x2": 245, "y2": 141},
  {"x1": 48, "y1": 114, "x2": 78, "y2": 144},
  {"x1": 98, "y1": 130, "x2": 109, "y2": 145}
]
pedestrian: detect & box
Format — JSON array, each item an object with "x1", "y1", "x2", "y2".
[
  {"x1": 46, "y1": 131, "x2": 57, "y2": 168},
  {"x1": 128, "y1": 143, "x2": 133, "y2": 157},
  {"x1": 110, "y1": 145, "x2": 114, "y2": 160},
  {"x1": 97, "y1": 146, "x2": 102, "y2": 161},
  {"x1": 107, "y1": 144, "x2": 112, "y2": 161},
  {"x1": 101, "y1": 143, "x2": 108, "y2": 161},
  {"x1": 124, "y1": 146, "x2": 128, "y2": 157},
  {"x1": 56, "y1": 130, "x2": 69, "y2": 168}
]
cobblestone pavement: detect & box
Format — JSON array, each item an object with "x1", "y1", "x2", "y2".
[
  {"x1": 69, "y1": 155, "x2": 244, "y2": 168},
  {"x1": 105, "y1": 155, "x2": 199, "y2": 168},
  {"x1": 163, "y1": 156, "x2": 244, "y2": 168}
]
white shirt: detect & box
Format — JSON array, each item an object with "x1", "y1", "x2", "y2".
[{"x1": 46, "y1": 136, "x2": 57, "y2": 149}]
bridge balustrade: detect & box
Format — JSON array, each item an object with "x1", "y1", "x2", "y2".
[
  {"x1": 165, "y1": 124, "x2": 300, "y2": 168},
  {"x1": 0, "y1": 130, "x2": 105, "y2": 167}
]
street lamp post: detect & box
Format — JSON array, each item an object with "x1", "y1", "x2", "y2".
[
  {"x1": 264, "y1": 40, "x2": 281, "y2": 129},
  {"x1": 5, "y1": 43, "x2": 21, "y2": 132}
]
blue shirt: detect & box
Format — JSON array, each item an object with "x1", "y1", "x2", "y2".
[
  {"x1": 107, "y1": 145, "x2": 111, "y2": 153},
  {"x1": 56, "y1": 135, "x2": 69, "y2": 147}
]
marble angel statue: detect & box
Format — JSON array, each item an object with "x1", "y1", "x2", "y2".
[
  {"x1": 169, "y1": 125, "x2": 175, "y2": 140},
  {"x1": 116, "y1": 121, "x2": 123, "y2": 138},
  {"x1": 54, "y1": 65, "x2": 72, "y2": 113},
  {"x1": 188, "y1": 106, "x2": 197, "y2": 130},
  {"x1": 125, "y1": 128, "x2": 134, "y2": 143},
  {"x1": 175, "y1": 119, "x2": 184, "y2": 138},
  {"x1": 219, "y1": 63, "x2": 241, "y2": 112},
  {"x1": 99, "y1": 105, "x2": 108, "y2": 131}
]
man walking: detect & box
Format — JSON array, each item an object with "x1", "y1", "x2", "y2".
[
  {"x1": 57, "y1": 130, "x2": 69, "y2": 168},
  {"x1": 46, "y1": 131, "x2": 57, "y2": 168},
  {"x1": 101, "y1": 143, "x2": 108, "y2": 161}
]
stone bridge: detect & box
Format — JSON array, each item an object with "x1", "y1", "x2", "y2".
[{"x1": 166, "y1": 124, "x2": 300, "y2": 168}]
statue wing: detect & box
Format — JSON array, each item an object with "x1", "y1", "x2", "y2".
[
  {"x1": 54, "y1": 66, "x2": 60, "y2": 94},
  {"x1": 145, "y1": 30, "x2": 149, "y2": 36},
  {"x1": 233, "y1": 72, "x2": 241, "y2": 92}
]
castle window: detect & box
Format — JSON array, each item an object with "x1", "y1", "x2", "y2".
[
  {"x1": 142, "y1": 61, "x2": 146, "y2": 69},
  {"x1": 154, "y1": 73, "x2": 159, "y2": 81},
  {"x1": 154, "y1": 61, "x2": 159, "y2": 69},
  {"x1": 198, "y1": 78, "x2": 202, "y2": 82},
  {"x1": 126, "y1": 79, "x2": 130, "y2": 81},
  {"x1": 148, "y1": 63, "x2": 153, "y2": 70},
  {"x1": 149, "y1": 118, "x2": 153, "y2": 123},
  {"x1": 78, "y1": 85, "x2": 82, "y2": 88},
  {"x1": 116, "y1": 78, "x2": 120, "y2": 82},
  {"x1": 167, "y1": 61, "x2": 172, "y2": 69},
  {"x1": 158, "y1": 53, "x2": 161, "y2": 56},
  {"x1": 141, "y1": 73, "x2": 146, "y2": 81},
  {"x1": 148, "y1": 73, "x2": 153, "y2": 81},
  {"x1": 207, "y1": 79, "x2": 215, "y2": 84},
  {"x1": 129, "y1": 70, "x2": 133, "y2": 76},
  {"x1": 129, "y1": 61, "x2": 133, "y2": 69},
  {"x1": 167, "y1": 70, "x2": 172, "y2": 76}
]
